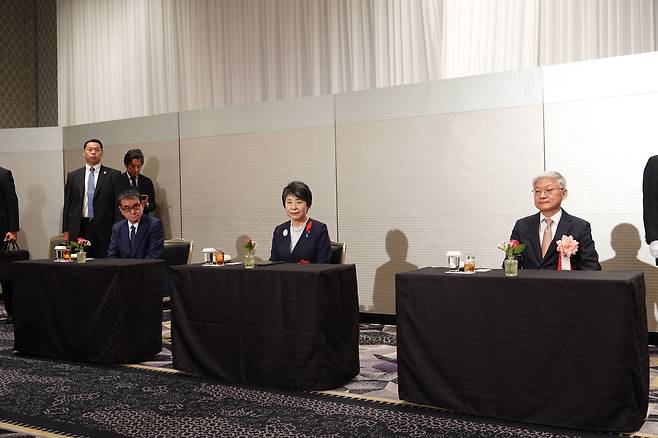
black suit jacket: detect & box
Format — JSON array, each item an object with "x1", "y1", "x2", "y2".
[
  {"x1": 62, "y1": 164, "x2": 122, "y2": 242},
  {"x1": 116, "y1": 172, "x2": 157, "y2": 215},
  {"x1": 643, "y1": 155, "x2": 658, "y2": 243},
  {"x1": 509, "y1": 210, "x2": 601, "y2": 270},
  {"x1": 107, "y1": 214, "x2": 164, "y2": 259},
  {"x1": 0, "y1": 167, "x2": 19, "y2": 236},
  {"x1": 270, "y1": 218, "x2": 332, "y2": 263}
]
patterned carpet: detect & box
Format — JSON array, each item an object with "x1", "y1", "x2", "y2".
[{"x1": 0, "y1": 305, "x2": 649, "y2": 437}]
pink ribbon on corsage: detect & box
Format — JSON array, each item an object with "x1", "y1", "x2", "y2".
[{"x1": 556, "y1": 235, "x2": 579, "y2": 271}]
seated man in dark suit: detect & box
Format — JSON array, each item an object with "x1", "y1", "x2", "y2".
[
  {"x1": 107, "y1": 190, "x2": 164, "y2": 259},
  {"x1": 509, "y1": 171, "x2": 600, "y2": 270}
]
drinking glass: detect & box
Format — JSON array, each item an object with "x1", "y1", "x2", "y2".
[
  {"x1": 214, "y1": 250, "x2": 224, "y2": 265},
  {"x1": 446, "y1": 251, "x2": 461, "y2": 272},
  {"x1": 54, "y1": 245, "x2": 66, "y2": 262},
  {"x1": 63, "y1": 248, "x2": 71, "y2": 262},
  {"x1": 202, "y1": 248, "x2": 216, "y2": 264},
  {"x1": 464, "y1": 255, "x2": 475, "y2": 273}
]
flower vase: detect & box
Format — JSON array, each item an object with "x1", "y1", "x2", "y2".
[
  {"x1": 244, "y1": 251, "x2": 255, "y2": 269},
  {"x1": 504, "y1": 257, "x2": 518, "y2": 277},
  {"x1": 77, "y1": 251, "x2": 87, "y2": 264}
]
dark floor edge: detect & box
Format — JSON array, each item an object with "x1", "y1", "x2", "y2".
[
  {"x1": 0, "y1": 418, "x2": 80, "y2": 437},
  {"x1": 359, "y1": 312, "x2": 395, "y2": 325}
]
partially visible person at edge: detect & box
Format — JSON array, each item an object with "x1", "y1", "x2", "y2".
[
  {"x1": 0, "y1": 167, "x2": 19, "y2": 324},
  {"x1": 507, "y1": 170, "x2": 601, "y2": 270},
  {"x1": 270, "y1": 181, "x2": 331, "y2": 264},
  {"x1": 116, "y1": 148, "x2": 157, "y2": 215},
  {"x1": 643, "y1": 155, "x2": 658, "y2": 264},
  {"x1": 62, "y1": 139, "x2": 122, "y2": 258},
  {"x1": 107, "y1": 190, "x2": 164, "y2": 259}
]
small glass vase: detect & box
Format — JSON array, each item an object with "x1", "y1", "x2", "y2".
[
  {"x1": 504, "y1": 257, "x2": 518, "y2": 277},
  {"x1": 77, "y1": 251, "x2": 87, "y2": 264},
  {"x1": 244, "y1": 251, "x2": 255, "y2": 269}
]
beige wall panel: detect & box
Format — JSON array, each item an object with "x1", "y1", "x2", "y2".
[
  {"x1": 1, "y1": 151, "x2": 63, "y2": 259},
  {"x1": 0, "y1": 127, "x2": 63, "y2": 259},
  {"x1": 94, "y1": 141, "x2": 182, "y2": 239},
  {"x1": 337, "y1": 106, "x2": 544, "y2": 314},
  {"x1": 61, "y1": 113, "x2": 179, "y2": 149},
  {"x1": 180, "y1": 127, "x2": 337, "y2": 263},
  {"x1": 544, "y1": 93, "x2": 658, "y2": 331},
  {"x1": 64, "y1": 141, "x2": 181, "y2": 239},
  {"x1": 62, "y1": 112, "x2": 182, "y2": 240}
]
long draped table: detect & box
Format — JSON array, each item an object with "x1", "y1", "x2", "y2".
[
  {"x1": 396, "y1": 268, "x2": 648, "y2": 432},
  {"x1": 170, "y1": 263, "x2": 359, "y2": 390},
  {"x1": 13, "y1": 259, "x2": 164, "y2": 363}
]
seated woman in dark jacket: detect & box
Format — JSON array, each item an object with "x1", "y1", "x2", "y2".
[{"x1": 270, "y1": 181, "x2": 331, "y2": 264}]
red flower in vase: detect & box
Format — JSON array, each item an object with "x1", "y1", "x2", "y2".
[{"x1": 299, "y1": 259, "x2": 310, "y2": 265}]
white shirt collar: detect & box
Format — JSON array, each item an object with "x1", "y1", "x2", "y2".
[{"x1": 540, "y1": 209, "x2": 562, "y2": 224}]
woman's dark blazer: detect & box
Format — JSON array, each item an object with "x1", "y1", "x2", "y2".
[{"x1": 270, "y1": 218, "x2": 332, "y2": 263}]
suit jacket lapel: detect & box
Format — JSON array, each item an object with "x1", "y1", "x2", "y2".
[
  {"x1": 280, "y1": 223, "x2": 292, "y2": 258},
  {"x1": 291, "y1": 219, "x2": 312, "y2": 260},
  {"x1": 93, "y1": 165, "x2": 107, "y2": 200},
  {"x1": 77, "y1": 168, "x2": 85, "y2": 200},
  {"x1": 131, "y1": 218, "x2": 149, "y2": 257},
  {"x1": 528, "y1": 213, "x2": 542, "y2": 262}
]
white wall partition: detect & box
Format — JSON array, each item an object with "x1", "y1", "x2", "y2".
[
  {"x1": 336, "y1": 70, "x2": 544, "y2": 313},
  {"x1": 0, "y1": 127, "x2": 63, "y2": 259},
  {"x1": 543, "y1": 52, "x2": 658, "y2": 331},
  {"x1": 62, "y1": 113, "x2": 182, "y2": 239},
  {"x1": 178, "y1": 96, "x2": 337, "y2": 263}
]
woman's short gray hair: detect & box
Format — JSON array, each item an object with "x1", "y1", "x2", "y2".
[{"x1": 532, "y1": 171, "x2": 566, "y2": 189}]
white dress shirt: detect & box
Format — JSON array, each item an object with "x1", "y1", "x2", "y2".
[{"x1": 290, "y1": 218, "x2": 309, "y2": 253}]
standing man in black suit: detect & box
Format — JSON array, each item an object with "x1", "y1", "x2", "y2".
[
  {"x1": 116, "y1": 149, "x2": 157, "y2": 215},
  {"x1": 509, "y1": 171, "x2": 600, "y2": 270},
  {"x1": 643, "y1": 156, "x2": 658, "y2": 264},
  {"x1": 0, "y1": 167, "x2": 19, "y2": 323},
  {"x1": 62, "y1": 139, "x2": 122, "y2": 258}
]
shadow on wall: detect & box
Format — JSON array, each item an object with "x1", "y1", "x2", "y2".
[
  {"x1": 145, "y1": 156, "x2": 173, "y2": 239},
  {"x1": 20, "y1": 184, "x2": 48, "y2": 258},
  {"x1": 371, "y1": 229, "x2": 418, "y2": 314},
  {"x1": 600, "y1": 223, "x2": 658, "y2": 330},
  {"x1": 235, "y1": 234, "x2": 264, "y2": 264}
]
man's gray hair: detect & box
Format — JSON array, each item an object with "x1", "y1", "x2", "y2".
[{"x1": 532, "y1": 171, "x2": 566, "y2": 189}]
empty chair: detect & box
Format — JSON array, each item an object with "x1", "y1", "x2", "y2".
[
  {"x1": 161, "y1": 238, "x2": 193, "y2": 299},
  {"x1": 329, "y1": 241, "x2": 346, "y2": 264},
  {"x1": 162, "y1": 238, "x2": 193, "y2": 266}
]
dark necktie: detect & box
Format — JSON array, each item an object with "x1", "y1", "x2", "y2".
[
  {"x1": 130, "y1": 225, "x2": 136, "y2": 253},
  {"x1": 130, "y1": 175, "x2": 138, "y2": 189}
]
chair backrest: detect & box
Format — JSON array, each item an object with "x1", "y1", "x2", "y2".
[
  {"x1": 329, "y1": 241, "x2": 346, "y2": 264},
  {"x1": 162, "y1": 238, "x2": 194, "y2": 267},
  {"x1": 48, "y1": 234, "x2": 66, "y2": 260}
]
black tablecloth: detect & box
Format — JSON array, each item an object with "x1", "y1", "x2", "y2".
[
  {"x1": 396, "y1": 268, "x2": 648, "y2": 432},
  {"x1": 13, "y1": 259, "x2": 164, "y2": 363},
  {"x1": 171, "y1": 263, "x2": 359, "y2": 390}
]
